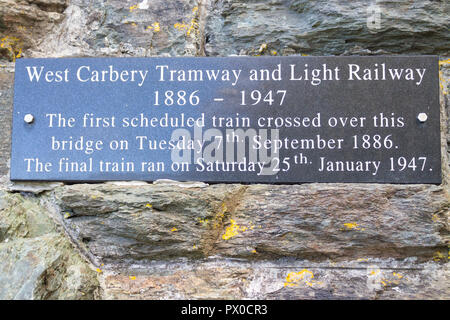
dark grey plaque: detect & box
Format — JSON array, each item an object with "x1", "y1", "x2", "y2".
[{"x1": 10, "y1": 56, "x2": 441, "y2": 183}]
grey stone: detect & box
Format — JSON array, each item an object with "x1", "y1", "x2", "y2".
[
  {"x1": 54, "y1": 183, "x2": 244, "y2": 265},
  {"x1": 0, "y1": 191, "x2": 56, "y2": 241},
  {"x1": 216, "y1": 184, "x2": 450, "y2": 261},
  {"x1": 7, "y1": 181, "x2": 64, "y2": 194},
  {"x1": 27, "y1": 0, "x2": 204, "y2": 58},
  {"x1": 153, "y1": 179, "x2": 209, "y2": 188},
  {"x1": 0, "y1": 71, "x2": 13, "y2": 177},
  {"x1": 101, "y1": 259, "x2": 450, "y2": 300},
  {"x1": 0, "y1": 191, "x2": 100, "y2": 299},
  {"x1": 0, "y1": 0, "x2": 68, "y2": 61},
  {"x1": 205, "y1": 0, "x2": 450, "y2": 56},
  {"x1": 53, "y1": 183, "x2": 449, "y2": 267},
  {"x1": 0, "y1": 235, "x2": 99, "y2": 299}
]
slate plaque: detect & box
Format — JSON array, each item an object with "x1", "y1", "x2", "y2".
[{"x1": 10, "y1": 56, "x2": 441, "y2": 183}]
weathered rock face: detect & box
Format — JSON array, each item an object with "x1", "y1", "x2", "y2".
[
  {"x1": 0, "y1": 0, "x2": 449, "y2": 299},
  {"x1": 0, "y1": 190, "x2": 99, "y2": 299},
  {"x1": 0, "y1": 71, "x2": 13, "y2": 176},
  {"x1": 54, "y1": 183, "x2": 448, "y2": 266},
  {"x1": 54, "y1": 182, "x2": 244, "y2": 265},
  {"x1": 50, "y1": 182, "x2": 449, "y2": 299},
  {"x1": 205, "y1": 0, "x2": 450, "y2": 57},
  {"x1": 1, "y1": 0, "x2": 204, "y2": 58},
  {"x1": 101, "y1": 259, "x2": 450, "y2": 300},
  {"x1": 0, "y1": 0, "x2": 68, "y2": 60}
]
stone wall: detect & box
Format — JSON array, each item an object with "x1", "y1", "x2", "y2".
[{"x1": 0, "y1": 0, "x2": 449, "y2": 299}]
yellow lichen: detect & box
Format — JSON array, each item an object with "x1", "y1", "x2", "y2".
[
  {"x1": 439, "y1": 70, "x2": 448, "y2": 95},
  {"x1": 381, "y1": 276, "x2": 401, "y2": 286},
  {"x1": 146, "y1": 22, "x2": 161, "y2": 32},
  {"x1": 439, "y1": 59, "x2": 450, "y2": 95},
  {"x1": 96, "y1": 268, "x2": 102, "y2": 274},
  {"x1": 170, "y1": 227, "x2": 178, "y2": 232},
  {"x1": 369, "y1": 269, "x2": 380, "y2": 276},
  {"x1": 197, "y1": 218, "x2": 209, "y2": 226},
  {"x1": 0, "y1": 36, "x2": 23, "y2": 61},
  {"x1": 433, "y1": 251, "x2": 445, "y2": 262},
  {"x1": 368, "y1": 268, "x2": 401, "y2": 287},
  {"x1": 259, "y1": 43, "x2": 268, "y2": 53},
  {"x1": 187, "y1": 21, "x2": 198, "y2": 37},
  {"x1": 222, "y1": 219, "x2": 249, "y2": 240},
  {"x1": 145, "y1": 203, "x2": 152, "y2": 208},
  {"x1": 342, "y1": 222, "x2": 365, "y2": 231},
  {"x1": 212, "y1": 202, "x2": 227, "y2": 229},
  {"x1": 284, "y1": 269, "x2": 322, "y2": 287},
  {"x1": 129, "y1": 276, "x2": 136, "y2": 280},
  {"x1": 129, "y1": 4, "x2": 138, "y2": 12},
  {"x1": 174, "y1": 6, "x2": 199, "y2": 36},
  {"x1": 174, "y1": 22, "x2": 188, "y2": 31},
  {"x1": 343, "y1": 222, "x2": 358, "y2": 229}
]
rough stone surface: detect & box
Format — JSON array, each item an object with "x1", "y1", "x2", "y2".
[
  {"x1": 0, "y1": 190, "x2": 100, "y2": 299},
  {"x1": 205, "y1": 0, "x2": 450, "y2": 57},
  {"x1": 217, "y1": 184, "x2": 449, "y2": 261},
  {"x1": 0, "y1": 71, "x2": 13, "y2": 176},
  {"x1": 0, "y1": 0, "x2": 68, "y2": 61},
  {"x1": 0, "y1": 0, "x2": 449, "y2": 299},
  {"x1": 26, "y1": 0, "x2": 203, "y2": 58},
  {"x1": 101, "y1": 259, "x2": 450, "y2": 300},
  {"x1": 54, "y1": 183, "x2": 449, "y2": 266},
  {"x1": 54, "y1": 183, "x2": 244, "y2": 265},
  {"x1": 7, "y1": 181, "x2": 63, "y2": 194}
]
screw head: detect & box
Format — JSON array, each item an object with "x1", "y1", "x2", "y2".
[
  {"x1": 417, "y1": 113, "x2": 428, "y2": 123},
  {"x1": 24, "y1": 114, "x2": 34, "y2": 124}
]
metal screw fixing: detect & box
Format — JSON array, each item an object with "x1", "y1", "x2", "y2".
[
  {"x1": 417, "y1": 113, "x2": 428, "y2": 123},
  {"x1": 24, "y1": 114, "x2": 34, "y2": 124}
]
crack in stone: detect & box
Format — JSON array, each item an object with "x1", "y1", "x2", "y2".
[
  {"x1": 200, "y1": 185, "x2": 248, "y2": 256},
  {"x1": 195, "y1": 0, "x2": 208, "y2": 56}
]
